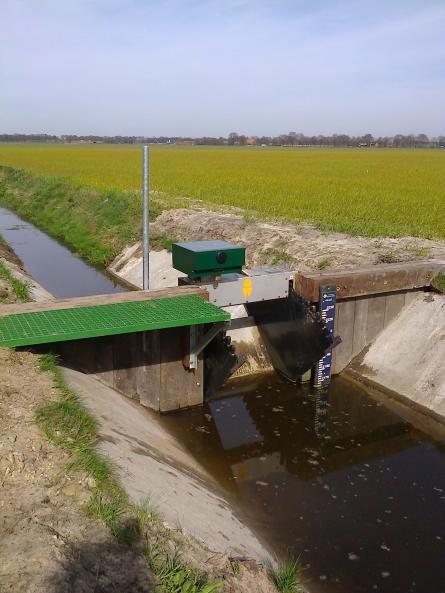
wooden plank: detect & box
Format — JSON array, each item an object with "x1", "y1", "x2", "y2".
[
  {"x1": 294, "y1": 260, "x2": 445, "y2": 302},
  {"x1": 0, "y1": 285, "x2": 208, "y2": 317},
  {"x1": 138, "y1": 330, "x2": 161, "y2": 410},
  {"x1": 113, "y1": 333, "x2": 140, "y2": 400},
  {"x1": 332, "y1": 299, "x2": 356, "y2": 374},
  {"x1": 366, "y1": 295, "x2": 387, "y2": 343},
  {"x1": 92, "y1": 335, "x2": 115, "y2": 386},
  {"x1": 352, "y1": 297, "x2": 369, "y2": 357},
  {"x1": 57, "y1": 337, "x2": 96, "y2": 374},
  {"x1": 384, "y1": 292, "x2": 406, "y2": 326},
  {"x1": 159, "y1": 327, "x2": 203, "y2": 412}
]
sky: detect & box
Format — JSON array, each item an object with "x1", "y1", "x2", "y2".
[{"x1": 1, "y1": 0, "x2": 444, "y2": 137}]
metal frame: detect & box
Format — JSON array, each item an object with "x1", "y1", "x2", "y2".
[
  {"x1": 188, "y1": 321, "x2": 228, "y2": 369},
  {"x1": 184, "y1": 269, "x2": 290, "y2": 307},
  {"x1": 142, "y1": 144, "x2": 150, "y2": 290}
]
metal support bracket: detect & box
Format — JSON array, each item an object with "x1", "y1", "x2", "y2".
[
  {"x1": 313, "y1": 285, "x2": 337, "y2": 388},
  {"x1": 189, "y1": 321, "x2": 228, "y2": 370}
]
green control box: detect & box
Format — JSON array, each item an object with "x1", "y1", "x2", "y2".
[{"x1": 172, "y1": 240, "x2": 245, "y2": 278}]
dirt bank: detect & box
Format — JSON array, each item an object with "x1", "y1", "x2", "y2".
[
  {"x1": 0, "y1": 262, "x2": 156, "y2": 592},
  {"x1": 0, "y1": 240, "x2": 23, "y2": 303},
  {"x1": 149, "y1": 208, "x2": 445, "y2": 271},
  {"x1": 0, "y1": 245, "x2": 281, "y2": 592},
  {"x1": 0, "y1": 350, "x2": 278, "y2": 593},
  {"x1": 0, "y1": 239, "x2": 21, "y2": 267},
  {"x1": 0, "y1": 347, "x2": 157, "y2": 593}
]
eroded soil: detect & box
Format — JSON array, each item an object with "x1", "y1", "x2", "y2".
[
  {"x1": 150, "y1": 208, "x2": 445, "y2": 271},
  {"x1": 0, "y1": 346, "x2": 156, "y2": 593}
]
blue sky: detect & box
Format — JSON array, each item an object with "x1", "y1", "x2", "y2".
[{"x1": 1, "y1": 0, "x2": 444, "y2": 136}]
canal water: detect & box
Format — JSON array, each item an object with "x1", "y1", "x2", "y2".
[
  {"x1": 0, "y1": 207, "x2": 125, "y2": 297},
  {"x1": 1, "y1": 206, "x2": 444, "y2": 593},
  {"x1": 160, "y1": 373, "x2": 445, "y2": 593}
]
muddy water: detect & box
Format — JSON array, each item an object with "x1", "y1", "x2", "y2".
[
  {"x1": 160, "y1": 373, "x2": 445, "y2": 593},
  {"x1": 0, "y1": 207, "x2": 125, "y2": 297}
]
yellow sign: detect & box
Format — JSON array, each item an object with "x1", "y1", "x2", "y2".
[{"x1": 243, "y1": 278, "x2": 252, "y2": 298}]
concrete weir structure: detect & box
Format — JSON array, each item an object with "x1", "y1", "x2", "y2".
[
  {"x1": 0, "y1": 285, "x2": 224, "y2": 413},
  {"x1": 0, "y1": 258, "x2": 444, "y2": 418},
  {"x1": 294, "y1": 260, "x2": 445, "y2": 418},
  {"x1": 107, "y1": 255, "x2": 445, "y2": 418},
  {"x1": 295, "y1": 260, "x2": 445, "y2": 374}
]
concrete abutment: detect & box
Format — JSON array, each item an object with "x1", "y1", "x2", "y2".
[
  {"x1": 1, "y1": 259, "x2": 443, "y2": 418},
  {"x1": 57, "y1": 260, "x2": 445, "y2": 418}
]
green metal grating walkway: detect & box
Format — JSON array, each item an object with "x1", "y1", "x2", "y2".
[{"x1": 0, "y1": 295, "x2": 230, "y2": 348}]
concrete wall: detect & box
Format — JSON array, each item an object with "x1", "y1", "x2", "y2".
[
  {"x1": 332, "y1": 289, "x2": 421, "y2": 374},
  {"x1": 295, "y1": 261, "x2": 445, "y2": 378},
  {"x1": 353, "y1": 293, "x2": 445, "y2": 418}
]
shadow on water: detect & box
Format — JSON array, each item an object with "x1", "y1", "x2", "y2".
[
  {"x1": 159, "y1": 373, "x2": 445, "y2": 593},
  {"x1": 0, "y1": 207, "x2": 125, "y2": 298}
]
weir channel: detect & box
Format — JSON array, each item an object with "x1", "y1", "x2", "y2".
[
  {"x1": 0, "y1": 207, "x2": 444, "y2": 593},
  {"x1": 0, "y1": 207, "x2": 125, "y2": 297}
]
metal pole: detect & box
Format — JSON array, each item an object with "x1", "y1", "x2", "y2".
[{"x1": 142, "y1": 144, "x2": 149, "y2": 289}]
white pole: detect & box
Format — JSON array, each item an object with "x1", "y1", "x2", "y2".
[{"x1": 142, "y1": 144, "x2": 149, "y2": 290}]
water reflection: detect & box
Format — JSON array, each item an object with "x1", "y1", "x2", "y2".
[
  {"x1": 0, "y1": 207, "x2": 125, "y2": 297},
  {"x1": 161, "y1": 374, "x2": 445, "y2": 593}
]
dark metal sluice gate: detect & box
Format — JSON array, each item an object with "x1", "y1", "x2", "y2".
[{"x1": 172, "y1": 240, "x2": 340, "y2": 397}]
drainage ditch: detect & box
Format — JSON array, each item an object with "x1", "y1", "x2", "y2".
[{"x1": 1, "y1": 206, "x2": 444, "y2": 593}]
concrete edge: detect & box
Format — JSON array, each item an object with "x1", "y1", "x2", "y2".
[
  {"x1": 0, "y1": 256, "x2": 54, "y2": 302},
  {"x1": 343, "y1": 368, "x2": 445, "y2": 439},
  {"x1": 63, "y1": 366, "x2": 276, "y2": 566}
]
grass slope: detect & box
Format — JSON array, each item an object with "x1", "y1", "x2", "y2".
[
  {"x1": 0, "y1": 143, "x2": 444, "y2": 239},
  {"x1": 0, "y1": 166, "x2": 162, "y2": 266},
  {"x1": 0, "y1": 243, "x2": 30, "y2": 302},
  {"x1": 36, "y1": 353, "x2": 224, "y2": 593}
]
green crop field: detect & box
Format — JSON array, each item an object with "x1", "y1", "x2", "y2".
[{"x1": 0, "y1": 143, "x2": 444, "y2": 239}]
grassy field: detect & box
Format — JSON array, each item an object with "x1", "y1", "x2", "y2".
[{"x1": 0, "y1": 143, "x2": 444, "y2": 239}]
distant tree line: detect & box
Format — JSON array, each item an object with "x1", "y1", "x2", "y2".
[
  {"x1": 227, "y1": 131, "x2": 445, "y2": 148},
  {"x1": 0, "y1": 131, "x2": 444, "y2": 148}
]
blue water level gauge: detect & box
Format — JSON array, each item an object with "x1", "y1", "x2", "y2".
[{"x1": 314, "y1": 284, "x2": 337, "y2": 387}]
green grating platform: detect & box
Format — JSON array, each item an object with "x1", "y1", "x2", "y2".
[{"x1": 0, "y1": 295, "x2": 230, "y2": 348}]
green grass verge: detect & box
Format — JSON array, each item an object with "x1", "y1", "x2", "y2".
[
  {"x1": 0, "y1": 257, "x2": 30, "y2": 302},
  {"x1": 35, "y1": 353, "x2": 223, "y2": 592},
  {"x1": 432, "y1": 273, "x2": 445, "y2": 294},
  {"x1": 151, "y1": 233, "x2": 175, "y2": 252},
  {"x1": 317, "y1": 257, "x2": 331, "y2": 270},
  {"x1": 270, "y1": 559, "x2": 303, "y2": 593},
  {"x1": 0, "y1": 166, "x2": 164, "y2": 266},
  {"x1": 146, "y1": 544, "x2": 223, "y2": 593}
]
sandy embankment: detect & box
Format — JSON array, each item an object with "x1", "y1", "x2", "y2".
[{"x1": 109, "y1": 208, "x2": 445, "y2": 287}]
